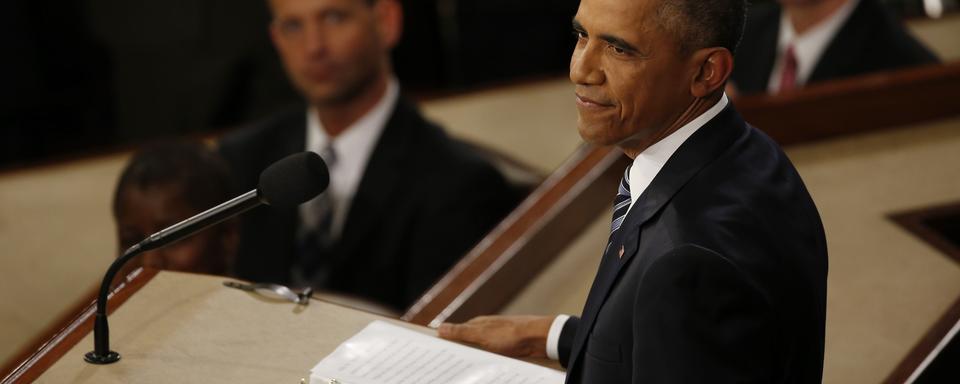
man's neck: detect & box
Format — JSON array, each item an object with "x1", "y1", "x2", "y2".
[
  {"x1": 314, "y1": 74, "x2": 390, "y2": 138},
  {"x1": 784, "y1": 0, "x2": 850, "y2": 35},
  {"x1": 621, "y1": 93, "x2": 722, "y2": 159}
]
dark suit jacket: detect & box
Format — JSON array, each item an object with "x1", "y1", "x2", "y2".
[
  {"x1": 218, "y1": 98, "x2": 518, "y2": 311},
  {"x1": 732, "y1": 0, "x2": 939, "y2": 94},
  {"x1": 557, "y1": 105, "x2": 828, "y2": 383}
]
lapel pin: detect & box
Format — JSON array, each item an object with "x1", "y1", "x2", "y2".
[{"x1": 618, "y1": 245, "x2": 625, "y2": 259}]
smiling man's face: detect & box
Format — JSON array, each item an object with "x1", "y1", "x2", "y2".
[{"x1": 570, "y1": 0, "x2": 696, "y2": 152}]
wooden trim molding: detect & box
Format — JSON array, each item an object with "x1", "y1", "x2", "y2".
[
  {"x1": 890, "y1": 202, "x2": 960, "y2": 264},
  {"x1": 1, "y1": 268, "x2": 159, "y2": 384},
  {"x1": 402, "y1": 145, "x2": 630, "y2": 327},
  {"x1": 0, "y1": 285, "x2": 98, "y2": 381},
  {"x1": 884, "y1": 295, "x2": 960, "y2": 384},
  {"x1": 737, "y1": 62, "x2": 960, "y2": 146},
  {"x1": 885, "y1": 202, "x2": 960, "y2": 383}
]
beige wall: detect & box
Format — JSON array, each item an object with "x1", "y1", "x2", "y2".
[
  {"x1": 0, "y1": 155, "x2": 129, "y2": 363},
  {"x1": 909, "y1": 14, "x2": 960, "y2": 61}
]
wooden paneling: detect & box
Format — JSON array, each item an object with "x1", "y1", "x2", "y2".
[
  {"x1": 886, "y1": 202, "x2": 960, "y2": 383},
  {"x1": 737, "y1": 62, "x2": 960, "y2": 145},
  {"x1": 403, "y1": 145, "x2": 629, "y2": 327},
  {"x1": 884, "y1": 295, "x2": 960, "y2": 384},
  {"x1": 1, "y1": 268, "x2": 158, "y2": 384}
]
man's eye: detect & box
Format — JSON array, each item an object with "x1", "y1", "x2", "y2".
[
  {"x1": 609, "y1": 45, "x2": 626, "y2": 55},
  {"x1": 573, "y1": 30, "x2": 587, "y2": 40},
  {"x1": 279, "y1": 20, "x2": 302, "y2": 34}
]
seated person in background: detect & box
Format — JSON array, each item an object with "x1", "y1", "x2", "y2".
[
  {"x1": 730, "y1": 0, "x2": 939, "y2": 95},
  {"x1": 218, "y1": 0, "x2": 518, "y2": 312},
  {"x1": 113, "y1": 141, "x2": 238, "y2": 275}
]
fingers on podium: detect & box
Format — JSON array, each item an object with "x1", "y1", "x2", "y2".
[{"x1": 437, "y1": 321, "x2": 476, "y2": 341}]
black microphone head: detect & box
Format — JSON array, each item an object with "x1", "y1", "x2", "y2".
[{"x1": 257, "y1": 152, "x2": 329, "y2": 208}]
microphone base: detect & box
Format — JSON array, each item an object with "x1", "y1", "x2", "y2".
[{"x1": 84, "y1": 350, "x2": 120, "y2": 364}]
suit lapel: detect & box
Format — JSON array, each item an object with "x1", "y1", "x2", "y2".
[
  {"x1": 733, "y1": 3, "x2": 781, "y2": 94},
  {"x1": 808, "y1": 0, "x2": 869, "y2": 83},
  {"x1": 332, "y1": 98, "x2": 416, "y2": 261},
  {"x1": 566, "y1": 106, "x2": 748, "y2": 373},
  {"x1": 285, "y1": 109, "x2": 308, "y2": 156},
  {"x1": 748, "y1": 14, "x2": 781, "y2": 93},
  {"x1": 269, "y1": 110, "x2": 308, "y2": 279}
]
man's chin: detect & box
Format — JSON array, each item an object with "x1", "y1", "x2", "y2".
[
  {"x1": 304, "y1": 90, "x2": 350, "y2": 107},
  {"x1": 577, "y1": 122, "x2": 618, "y2": 147}
]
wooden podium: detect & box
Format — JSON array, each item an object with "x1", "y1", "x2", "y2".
[{"x1": 3, "y1": 270, "x2": 447, "y2": 383}]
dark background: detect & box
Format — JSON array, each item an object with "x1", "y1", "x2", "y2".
[
  {"x1": 0, "y1": 0, "x2": 951, "y2": 167},
  {"x1": 0, "y1": 0, "x2": 580, "y2": 167}
]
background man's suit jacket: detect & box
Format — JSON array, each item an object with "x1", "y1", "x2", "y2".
[
  {"x1": 218, "y1": 99, "x2": 519, "y2": 311},
  {"x1": 732, "y1": 0, "x2": 939, "y2": 94},
  {"x1": 557, "y1": 106, "x2": 828, "y2": 383}
]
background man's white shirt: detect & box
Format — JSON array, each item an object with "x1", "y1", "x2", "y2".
[
  {"x1": 300, "y1": 78, "x2": 400, "y2": 239},
  {"x1": 767, "y1": 0, "x2": 860, "y2": 92}
]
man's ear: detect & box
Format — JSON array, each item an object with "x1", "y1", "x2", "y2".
[
  {"x1": 690, "y1": 48, "x2": 734, "y2": 98},
  {"x1": 375, "y1": 0, "x2": 403, "y2": 50}
]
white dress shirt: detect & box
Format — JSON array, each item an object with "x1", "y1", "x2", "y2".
[
  {"x1": 545, "y1": 94, "x2": 729, "y2": 361},
  {"x1": 767, "y1": 0, "x2": 860, "y2": 92},
  {"x1": 299, "y1": 78, "x2": 400, "y2": 239}
]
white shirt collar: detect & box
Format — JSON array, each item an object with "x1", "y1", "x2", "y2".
[
  {"x1": 627, "y1": 94, "x2": 728, "y2": 210},
  {"x1": 301, "y1": 78, "x2": 400, "y2": 237},
  {"x1": 768, "y1": 0, "x2": 859, "y2": 91}
]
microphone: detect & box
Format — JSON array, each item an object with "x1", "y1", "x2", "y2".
[{"x1": 84, "y1": 151, "x2": 328, "y2": 364}]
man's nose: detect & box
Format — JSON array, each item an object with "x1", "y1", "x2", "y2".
[
  {"x1": 570, "y1": 43, "x2": 605, "y2": 85},
  {"x1": 303, "y1": 23, "x2": 328, "y2": 57}
]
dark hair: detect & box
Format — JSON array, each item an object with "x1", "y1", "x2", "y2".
[
  {"x1": 656, "y1": 0, "x2": 748, "y2": 55},
  {"x1": 112, "y1": 141, "x2": 234, "y2": 217}
]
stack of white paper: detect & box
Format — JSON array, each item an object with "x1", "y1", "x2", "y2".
[{"x1": 310, "y1": 321, "x2": 565, "y2": 384}]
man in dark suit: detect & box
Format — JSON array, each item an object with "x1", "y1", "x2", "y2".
[
  {"x1": 218, "y1": 0, "x2": 517, "y2": 311},
  {"x1": 731, "y1": 0, "x2": 939, "y2": 95},
  {"x1": 439, "y1": 0, "x2": 828, "y2": 382}
]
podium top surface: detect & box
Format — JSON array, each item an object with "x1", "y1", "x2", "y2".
[{"x1": 34, "y1": 271, "x2": 425, "y2": 383}]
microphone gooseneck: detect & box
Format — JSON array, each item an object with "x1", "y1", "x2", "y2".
[{"x1": 84, "y1": 152, "x2": 327, "y2": 364}]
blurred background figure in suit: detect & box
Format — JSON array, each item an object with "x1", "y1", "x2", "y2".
[
  {"x1": 0, "y1": 0, "x2": 580, "y2": 168},
  {"x1": 113, "y1": 141, "x2": 238, "y2": 275},
  {"x1": 218, "y1": 0, "x2": 520, "y2": 312},
  {"x1": 730, "y1": 0, "x2": 940, "y2": 95}
]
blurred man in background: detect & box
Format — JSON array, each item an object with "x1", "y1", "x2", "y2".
[
  {"x1": 218, "y1": 0, "x2": 518, "y2": 312},
  {"x1": 730, "y1": 0, "x2": 939, "y2": 95}
]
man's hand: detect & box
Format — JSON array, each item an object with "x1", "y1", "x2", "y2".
[{"x1": 437, "y1": 315, "x2": 554, "y2": 358}]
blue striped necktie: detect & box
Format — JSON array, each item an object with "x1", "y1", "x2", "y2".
[
  {"x1": 295, "y1": 144, "x2": 338, "y2": 285},
  {"x1": 606, "y1": 165, "x2": 632, "y2": 255}
]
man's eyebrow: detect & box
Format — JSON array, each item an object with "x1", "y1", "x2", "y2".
[
  {"x1": 572, "y1": 19, "x2": 585, "y2": 31},
  {"x1": 598, "y1": 34, "x2": 639, "y2": 53},
  {"x1": 571, "y1": 19, "x2": 640, "y2": 54}
]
